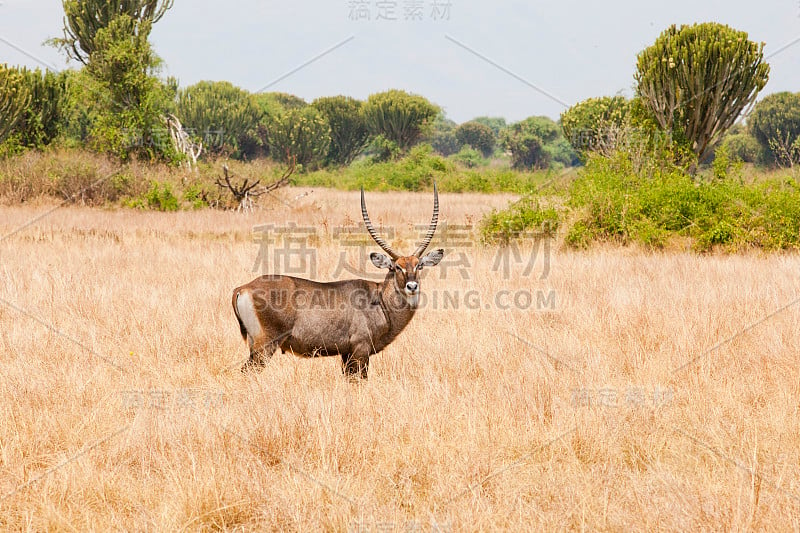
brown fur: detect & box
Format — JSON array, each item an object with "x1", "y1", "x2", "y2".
[{"x1": 232, "y1": 263, "x2": 434, "y2": 378}]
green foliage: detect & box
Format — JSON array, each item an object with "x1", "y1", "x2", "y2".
[
  {"x1": 294, "y1": 143, "x2": 556, "y2": 193},
  {"x1": 175, "y1": 81, "x2": 263, "y2": 159},
  {"x1": 455, "y1": 121, "x2": 495, "y2": 157},
  {"x1": 259, "y1": 92, "x2": 307, "y2": 111},
  {"x1": 53, "y1": 0, "x2": 173, "y2": 64},
  {"x1": 0, "y1": 67, "x2": 68, "y2": 150},
  {"x1": 428, "y1": 114, "x2": 461, "y2": 156},
  {"x1": 0, "y1": 64, "x2": 30, "y2": 147},
  {"x1": 182, "y1": 183, "x2": 210, "y2": 209},
  {"x1": 471, "y1": 116, "x2": 506, "y2": 136},
  {"x1": 79, "y1": 15, "x2": 177, "y2": 162},
  {"x1": 502, "y1": 116, "x2": 560, "y2": 170},
  {"x1": 312, "y1": 95, "x2": 370, "y2": 166},
  {"x1": 567, "y1": 152, "x2": 800, "y2": 250},
  {"x1": 363, "y1": 90, "x2": 440, "y2": 152},
  {"x1": 480, "y1": 195, "x2": 559, "y2": 244},
  {"x1": 720, "y1": 132, "x2": 762, "y2": 163},
  {"x1": 481, "y1": 147, "x2": 800, "y2": 251},
  {"x1": 545, "y1": 137, "x2": 580, "y2": 168},
  {"x1": 367, "y1": 134, "x2": 401, "y2": 163},
  {"x1": 748, "y1": 92, "x2": 800, "y2": 165},
  {"x1": 124, "y1": 180, "x2": 178, "y2": 210},
  {"x1": 560, "y1": 96, "x2": 630, "y2": 159},
  {"x1": 711, "y1": 144, "x2": 742, "y2": 180},
  {"x1": 450, "y1": 145, "x2": 486, "y2": 168},
  {"x1": 635, "y1": 22, "x2": 770, "y2": 163},
  {"x1": 262, "y1": 106, "x2": 331, "y2": 169}
]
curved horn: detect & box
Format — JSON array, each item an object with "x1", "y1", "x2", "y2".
[
  {"x1": 361, "y1": 187, "x2": 400, "y2": 260},
  {"x1": 413, "y1": 181, "x2": 439, "y2": 257}
]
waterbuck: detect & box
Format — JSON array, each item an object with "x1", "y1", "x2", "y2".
[{"x1": 232, "y1": 185, "x2": 444, "y2": 378}]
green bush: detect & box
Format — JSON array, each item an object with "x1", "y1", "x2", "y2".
[
  {"x1": 566, "y1": 152, "x2": 800, "y2": 251},
  {"x1": 262, "y1": 106, "x2": 331, "y2": 169},
  {"x1": 175, "y1": 80, "x2": 263, "y2": 159},
  {"x1": 501, "y1": 116, "x2": 560, "y2": 170},
  {"x1": 293, "y1": 143, "x2": 556, "y2": 193},
  {"x1": 455, "y1": 121, "x2": 495, "y2": 157},
  {"x1": 720, "y1": 132, "x2": 762, "y2": 163},
  {"x1": 482, "y1": 149, "x2": 800, "y2": 251},
  {"x1": 748, "y1": 91, "x2": 800, "y2": 166},
  {"x1": 480, "y1": 195, "x2": 559, "y2": 244},
  {"x1": 449, "y1": 146, "x2": 486, "y2": 168},
  {"x1": 125, "y1": 181, "x2": 178, "y2": 210},
  {"x1": 428, "y1": 114, "x2": 461, "y2": 156}
]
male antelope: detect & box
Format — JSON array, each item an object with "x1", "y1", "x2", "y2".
[{"x1": 232, "y1": 185, "x2": 444, "y2": 378}]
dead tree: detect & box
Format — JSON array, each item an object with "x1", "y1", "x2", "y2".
[
  {"x1": 165, "y1": 113, "x2": 202, "y2": 170},
  {"x1": 215, "y1": 155, "x2": 296, "y2": 212}
]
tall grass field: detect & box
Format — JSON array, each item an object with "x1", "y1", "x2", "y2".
[{"x1": 1, "y1": 189, "x2": 799, "y2": 530}]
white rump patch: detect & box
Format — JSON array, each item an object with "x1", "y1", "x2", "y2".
[{"x1": 236, "y1": 291, "x2": 262, "y2": 340}]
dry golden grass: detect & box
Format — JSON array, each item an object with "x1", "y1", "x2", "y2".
[{"x1": 1, "y1": 189, "x2": 799, "y2": 531}]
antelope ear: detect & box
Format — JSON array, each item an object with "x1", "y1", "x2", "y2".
[
  {"x1": 420, "y1": 248, "x2": 444, "y2": 267},
  {"x1": 370, "y1": 252, "x2": 394, "y2": 270}
]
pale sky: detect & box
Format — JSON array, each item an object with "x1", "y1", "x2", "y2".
[{"x1": 1, "y1": 0, "x2": 799, "y2": 123}]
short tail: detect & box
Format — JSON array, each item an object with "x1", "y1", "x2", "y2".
[{"x1": 232, "y1": 289, "x2": 248, "y2": 341}]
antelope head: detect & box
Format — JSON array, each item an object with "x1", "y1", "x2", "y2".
[{"x1": 361, "y1": 183, "x2": 444, "y2": 307}]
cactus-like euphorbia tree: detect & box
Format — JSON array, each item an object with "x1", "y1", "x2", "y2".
[
  {"x1": 635, "y1": 22, "x2": 769, "y2": 163},
  {"x1": 0, "y1": 64, "x2": 30, "y2": 145},
  {"x1": 55, "y1": 0, "x2": 173, "y2": 64}
]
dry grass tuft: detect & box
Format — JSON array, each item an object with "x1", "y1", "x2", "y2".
[{"x1": 1, "y1": 189, "x2": 799, "y2": 530}]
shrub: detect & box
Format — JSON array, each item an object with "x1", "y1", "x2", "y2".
[
  {"x1": 450, "y1": 146, "x2": 486, "y2": 168},
  {"x1": 720, "y1": 132, "x2": 762, "y2": 163},
  {"x1": 480, "y1": 195, "x2": 559, "y2": 244},
  {"x1": 501, "y1": 116, "x2": 560, "y2": 170},
  {"x1": 455, "y1": 121, "x2": 495, "y2": 157},
  {"x1": 748, "y1": 91, "x2": 800, "y2": 165},
  {"x1": 428, "y1": 114, "x2": 461, "y2": 156}
]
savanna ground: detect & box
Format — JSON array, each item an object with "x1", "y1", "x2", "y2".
[{"x1": 1, "y1": 188, "x2": 799, "y2": 531}]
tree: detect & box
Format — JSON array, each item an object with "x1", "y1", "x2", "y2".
[
  {"x1": 0, "y1": 65, "x2": 31, "y2": 147},
  {"x1": 455, "y1": 121, "x2": 495, "y2": 157},
  {"x1": 747, "y1": 92, "x2": 800, "y2": 165},
  {"x1": 363, "y1": 90, "x2": 439, "y2": 152},
  {"x1": 471, "y1": 116, "x2": 506, "y2": 136},
  {"x1": 502, "y1": 116, "x2": 560, "y2": 170},
  {"x1": 259, "y1": 92, "x2": 307, "y2": 111},
  {"x1": 560, "y1": 96, "x2": 630, "y2": 159},
  {"x1": 262, "y1": 106, "x2": 330, "y2": 169},
  {"x1": 312, "y1": 96, "x2": 370, "y2": 166},
  {"x1": 635, "y1": 22, "x2": 770, "y2": 163},
  {"x1": 53, "y1": 0, "x2": 173, "y2": 65},
  {"x1": 428, "y1": 114, "x2": 461, "y2": 156},
  {"x1": 175, "y1": 81, "x2": 263, "y2": 159},
  {"x1": 5, "y1": 67, "x2": 68, "y2": 149},
  {"x1": 83, "y1": 15, "x2": 175, "y2": 161}
]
